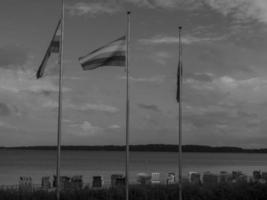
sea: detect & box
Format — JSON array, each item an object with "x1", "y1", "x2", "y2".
[{"x1": 1, "y1": 150, "x2": 267, "y2": 185}]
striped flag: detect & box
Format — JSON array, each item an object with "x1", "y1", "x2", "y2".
[
  {"x1": 36, "y1": 19, "x2": 61, "y2": 79},
  {"x1": 79, "y1": 36, "x2": 126, "y2": 70}
]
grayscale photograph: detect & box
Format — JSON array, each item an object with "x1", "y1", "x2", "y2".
[{"x1": 0, "y1": 0, "x2": 266, "y2": 199}]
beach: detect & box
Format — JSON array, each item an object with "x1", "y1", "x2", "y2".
[{"x1": 1, "y1": 150, "x2": 267, "y2": 185}]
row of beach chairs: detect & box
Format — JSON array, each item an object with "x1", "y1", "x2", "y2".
[
  {"x1": 81, "y1": 172, "x2": 175, "y2": 188},
  {"x1": 18, "y1": 175, "x2": 83, "y2": 191},
  {"x1": 188, "y1": 170, "x2": 267, "y2": 185},
  {"x1": 18, "y1": 172, "x2": 176, "y2": 191},
  {"x1": 18, "y1": 170, "x2": 267, "y2": 191}
]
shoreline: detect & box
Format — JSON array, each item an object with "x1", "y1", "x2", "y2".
[{"x1": 1, "y1": 144, "x2": 267, "y2": 153}]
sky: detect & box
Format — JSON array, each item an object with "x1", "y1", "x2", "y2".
[{"x1": 0, "y1": 0, "x2": 267, "y2": 147}]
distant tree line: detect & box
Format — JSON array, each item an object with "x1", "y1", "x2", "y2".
[{"x1": 1, "y1": 144, "x2": 267, "y2": 153}]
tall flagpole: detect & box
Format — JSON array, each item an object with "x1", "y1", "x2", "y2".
[
  {"x1": 56, "y1": 0, "x2": 64, "y2": 199},
  {"x1": 125, "y1": 11, "x2": 131, "y2": 200},
  {"x1": 178, "y1": 26, "x2": 183, "y2": 200}
]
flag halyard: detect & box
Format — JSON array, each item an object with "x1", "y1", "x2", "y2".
[
  {"x1": 36, "y1": 19, "x2": 61, "y2": 79},
  {"x1": 79, "y1": 36, "x2": 126, "y2": 70}
]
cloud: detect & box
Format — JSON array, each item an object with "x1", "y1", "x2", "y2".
[
  {"x1": 126, "y1": 0, "x2": 203, "y2": 9},
  {"x1": 125, "y1": 0, "x2": 176, "y2": 8},
  {"x1": 0, "y1": 49, "x2": 69, "y2": 96},
  {"x1": 78, "y1": 103, "x2": 119, "y2": 113},
  {"x1": 150, "y1": 0, "x2": 178, "y2": 8},
  {"x1": 186, "y1": 72, "x2": 214, "y2": 82},
  {"x1": 120, "y1": 75, "x2": 165, "y2": 83},
  {"x1": 203, "y1": 0, "x2": 267, "y2": 24},
  {"x1": 124, "y1": 0, "x2": 153, "y2": 8},
  {"x1": 139, "y1": 34, "x2": 225, "y2": 45},
  {"x1": 67, "y1": 2, "x2": 121, "y2": 16},
  {"x1": 67, "y1": 0, "x2": 203, "y2": 16},
  {"x1": 44, "y1": 101, "x2": 119, "y2": 113},
  {"x1": 152, "y1": 51, "x2": 172, "y2": 65},
  {"x1": 0, "y1": 45, "x2": 28, "y2": 69},
  {"x1": 0, "y1": 69, "x2": 66, "y2": 94},
  {"x1": 185, "y1": 109, "x2": 230, "y2": 128},
  {"x1": 186, "y1": 74, "x2": 267, "y2": 104},
  {"x1": 81, "y1": 121, "x2": 101, "y2": 132},
  {"x1": 132, "y1": 0, "x2": 267, "y2": 24},
  {"x1": 0, "y1": 103, "x2": 11, "y2": 116},
  {"x1": 109, "y1": 124, "x2": 121, "y2": 129},
  {"x1": 138, "y1": 103, "x2": 160, "y2": 112},
  {"x1": 0, "y1": 121, "x2": 17, "y2": 130},
  {"x1": 66, "y1": 0, "x2": 267, "y2": 25},
  {"x1": 70, "y1": 121, "x2": 102, "y2": 136},
  {"x1": 139, "y1": 36, "x2": 178, "y2": 45},
  {"x1": 42, "y1": 99, "x2": 58, "y2": 109}
]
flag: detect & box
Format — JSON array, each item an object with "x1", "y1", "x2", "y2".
[
  {"x1": 36, "y1": 19, "x2": 61, "y2": 79},
  {"x1": 176, "y1": 62, "x2": 182, "y2": 102},
  {"x1": 79, "y1": 36, "x2": 126, "y2": 70}
]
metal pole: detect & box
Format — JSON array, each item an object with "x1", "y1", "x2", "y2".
[
  {"x1": 125, "y1": 11, "x2": 131, "y2": 200},
  {"x1": 56, "y1": 0, "x2": 64, "y2": 199},
  {"x1": 178, "y1": 26, "x2": 183, "y2": 200}
]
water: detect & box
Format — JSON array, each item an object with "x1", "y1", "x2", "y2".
[{"x1": 0, "y1": 150, "x2": 267, "y2": 185}]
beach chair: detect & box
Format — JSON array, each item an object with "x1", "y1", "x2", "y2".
[
  {"x1": 188, "y1": 172, "x2": 201, "y2": 185},
  {"x1": 61, "y1": 176, "x2": 71, "y2": 190},
  {"x1": 92, "y1": 176, "x2": 103, "y2": 188},
  {"x1": 116, "y1": 177, "x2": 126, "y2": 186},
  {"x1": 53, "y1": 175, "x2": 71, "y2": 190},
  {"x1": 136, "y1": 173, "x2": 151, "y2": 185},
  {"x1": 19, "y1": 176, "x2": 33, "y2": 192},
  {"x1": 219, "y1": 171, "x2": 231, "y2": 183},
  {"x1": 166, "y1": 172, "x2": 176, "y2": 184},
  {"x1": 253, "y1": 170, "x2": 261, "y2": 182},
  {"x1": 41, "y1": 176, "x2": 51, "y2": 189},
  {"x1": 111, "y1": 174, "x2": 124, "y2": 187},
  {"x1": 202, "y1": 172, "x2": 218, "y2": 185},
  {"x1": 261, "y1": 172, "x2": 267, "y2": 182},
  {"x1": 151, "y1": 172, "x2": 160, "y2": 184},
  {"x1": 71, "y1": 175, "x2": 83, "y2": 189},
  {"x1": 231, "y1": 171, "x2": 248, "y2": 183}
]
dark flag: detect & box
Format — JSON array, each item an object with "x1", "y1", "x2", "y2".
[
  {"x1": 36, "y1": 19, "x2": 61, "y2": 79},
  {"x1": 176, "y1": 62, "x2": 182, "y2": 102}
]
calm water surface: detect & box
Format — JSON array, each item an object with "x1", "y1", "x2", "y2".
[{"x1": 0, "y1": 150, "x2": 267, "y2": 185}]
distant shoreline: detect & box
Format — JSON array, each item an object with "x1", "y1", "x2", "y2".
[{"x1": 1, "y1": 144, "x2": 267, "y2": 153}]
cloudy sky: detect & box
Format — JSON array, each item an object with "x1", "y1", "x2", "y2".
[{"x1": 0, "y1": 0, "x2": 267, "y2": 147}]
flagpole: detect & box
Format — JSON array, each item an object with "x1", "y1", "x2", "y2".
[
  {"x1": 178, "y1": 26, "x2": 183, "y2": 200},
  {"x1": 125, "y1": 11, "x2": 131, "y2": 200},
  {"x1": 56, "y1": 0, "x2": 64, "y2": 199}
]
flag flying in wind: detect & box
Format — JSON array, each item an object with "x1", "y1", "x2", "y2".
[
  {"x1": 36, "y1": 19, "x2": 61, "y2": 79},
  {"x1": 176, "y1": 62, "x2": 182, "y2": 103},
  {"x1": 79, "y1": 36, "x2": 126, "y2": 70}
]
